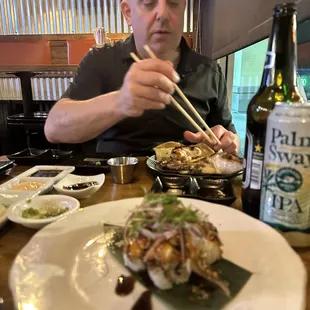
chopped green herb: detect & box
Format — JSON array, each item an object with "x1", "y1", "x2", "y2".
[
  {"x1": 128, "y1": 194, "x2": 201, "y2": 236},
  {"x1": 143, "y1": 193, "x2": 179, "y2": 206},
  {"x1": 21, "y1": 205, "x2": 69, "y2": 219}
]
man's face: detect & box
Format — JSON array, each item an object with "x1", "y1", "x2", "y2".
[{"x1": 123, "y1": 0, "x2": 186, "y2": 57}]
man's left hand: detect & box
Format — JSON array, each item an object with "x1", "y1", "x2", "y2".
[{"x1": 183, "y1": 125, "x2": 240, "y2": 154}]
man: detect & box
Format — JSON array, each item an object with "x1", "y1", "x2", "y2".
[{"x1": 45, "y1": 0, "x2": 240, "y2": 155}]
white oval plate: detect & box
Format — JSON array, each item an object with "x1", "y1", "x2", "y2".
[{"x1": 9, "y1": 198, "x2": 307, "y2": 310}]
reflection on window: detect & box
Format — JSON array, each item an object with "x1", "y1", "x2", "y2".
[
  {"x1": 229, "y1": 34, "x2": 310, "y2": 154},
  {"x1": 297, "y1": 44, "x2": 310, "y2": 101},
  {"x1": 297, "y1": 19, "x2": 310, "y2": 101},
  {"x1": 231, "y1": 39, "x2": 268, "y2": 154}
]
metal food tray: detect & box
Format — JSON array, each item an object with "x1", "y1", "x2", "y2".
[
  {"x1": 146, "y1": 155, "x2": 243, "y2": 180},
  {"x1": 150, "y1": 175, "x2": 236, "y2": 206}
]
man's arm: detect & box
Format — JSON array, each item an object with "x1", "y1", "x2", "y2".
[
  {"x1": 45, "y1": 48, "x2": 120, "y2": 144},
  {"x1": 44, "y1": 91, "x2": 124, "y2": 143},
  {"x1": 44, "y1": 50, "x2": 178, "y2": 144}
]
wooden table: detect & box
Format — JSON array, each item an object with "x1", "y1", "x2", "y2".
[{"x1": 0, "y1": 159, "x2": 309, "y2": 310}]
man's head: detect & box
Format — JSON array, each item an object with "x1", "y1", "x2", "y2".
[{"x1": 121, "y1": 0, "x2": 186, "y2": 60}]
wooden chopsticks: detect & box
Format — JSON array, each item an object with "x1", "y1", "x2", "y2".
[
  {"x1": 144, "y1": 45, "x2": 222, "y2": 147},
  {"x1": 130, "y1": 46, "x2": 222, "y2": 148}
]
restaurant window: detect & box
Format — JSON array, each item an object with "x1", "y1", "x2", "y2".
[
  {"x1": 227, "y1": 19, "x2": 310, "y2": 155},
  {"x1": 297, "y1": 20, "x2": 310, "y2": 100},
  {"x1": 230, "y1": 39, "x2": 268, "y2": 155}
]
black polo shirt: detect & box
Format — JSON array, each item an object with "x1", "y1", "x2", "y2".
[{"x1": 62, "y1": 35, "x2": 236, "y2": 155}]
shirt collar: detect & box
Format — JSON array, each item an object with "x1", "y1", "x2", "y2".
[
  {"x1": 121, "y1": 34, "x2": 193, "y2": 74},
  {"x1": 177, "y1": 36, "x2": 193, "y2": 74},
  {"x1": 120, "y1": 34, "x2": 137, "y2": 62}
]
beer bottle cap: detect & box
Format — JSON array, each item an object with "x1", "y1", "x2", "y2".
[{"x1": 274, "y1": 3, "x2": 297, "y2": 16}]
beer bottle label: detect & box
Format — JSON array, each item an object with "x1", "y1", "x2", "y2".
[
  {"x1": 264, "y1": 51, "x2": 276, "y2": 69},
  {"x1": 260, "y1": 108, "x2": 310, "y2": 232},
  {"x1": 243, "y1": 130, "x2": 265, "y2": 190}
]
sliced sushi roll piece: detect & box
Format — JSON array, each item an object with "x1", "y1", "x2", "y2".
[
  {"x1": 147, "y1": 267, "x2": 173, "y2": 290},
  {"x1": 122, "y1": 194, "x2": 230, "y2": 296}
]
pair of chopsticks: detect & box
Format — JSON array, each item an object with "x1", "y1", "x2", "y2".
[{"x1": 130, "y1": 46, "x2": 222, "y2": 148}]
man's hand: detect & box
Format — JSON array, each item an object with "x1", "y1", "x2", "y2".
[
  {"x1": 184, "y1": 125, "x2": 240, "y2": 154},
  {"x1": 117, "y1": 58, "x2": 180, "y2": 117}
]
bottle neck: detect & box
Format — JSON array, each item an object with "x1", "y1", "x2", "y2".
[{"x1": 261, "y1": 12, "x2": 298, "y2": 88}]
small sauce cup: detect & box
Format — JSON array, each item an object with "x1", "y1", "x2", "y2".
[{"x1": 107, "y1": 157, "x2": 138, "y2": 184}]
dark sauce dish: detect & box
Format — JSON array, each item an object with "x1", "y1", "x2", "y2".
[
  {"x1": 150, "y1": 176, "x2": 236, "y2": 206},
  {"x1": 30, "y1": 169, "x2": 62, "y2": 178},
  {"x1": 63, "y1": 156, "x2": 110, "y2": 175},
  {"x1": 63, "y1": 181, "x2": 99, "y2": 190}
]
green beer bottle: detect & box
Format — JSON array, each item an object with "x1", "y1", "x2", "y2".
[{"x1": 242, "y1": 3, "x2": 304, "y2": 219}]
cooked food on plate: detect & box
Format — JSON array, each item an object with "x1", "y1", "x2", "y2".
[
  {"x1": 122, "y1": 194, "x2": 230, "y2": 297},
  {"x1": 153, "y1": 142, "x2": 242, "y2": 175}
]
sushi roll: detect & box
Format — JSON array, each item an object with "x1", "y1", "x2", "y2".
[{"x1": 123, "y1": 194, "x2": 230, "y2": 297}]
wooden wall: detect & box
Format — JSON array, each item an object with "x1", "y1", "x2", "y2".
[{"x1": 0, "y1": 33, "x2": 193, "y2": 68}]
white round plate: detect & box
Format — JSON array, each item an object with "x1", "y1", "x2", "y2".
[{"x1": 9, "y1": 198, "x2": 307, "y2": 310}]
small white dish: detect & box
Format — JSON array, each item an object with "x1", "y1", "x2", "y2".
[
  {"x1": 7, "y1": 195, "x2": 80, "y2": 229},
  {"x1": 53, "y1": 173, "x2": 105, "y2": 199}
]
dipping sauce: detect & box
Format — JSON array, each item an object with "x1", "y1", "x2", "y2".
[
  {"x1": 63, "y1": 181, "x2": 99, "y2": 191},
  {"x1": 30, "y1": 170, "x2": 61, "y2": 178},
  {"x1": 21, "y1": 202, "x2": 69, "y2": 219},
  {"x1": 115, "y1": 275, "x2": 135, "y2": 296},
  {"x1": 131, "y1": 291, "x2": 152, "y2": 310},
  {"x1": 10, "y1": 181, "x2": 44, "y2": 191}
]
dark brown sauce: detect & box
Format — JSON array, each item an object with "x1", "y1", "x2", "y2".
[
  {"x1": 30, "y1": 170, "x2": 61, "y2": 177},
  {"x1": 115, "y1": 275, "x2": 136, "y2": 296},
  {"x1": 63, "y1": 181, "x2": 99, "y2": 190},
  {"x1": 131, "y1": 290, "x2": 152, "y2": 310}
]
